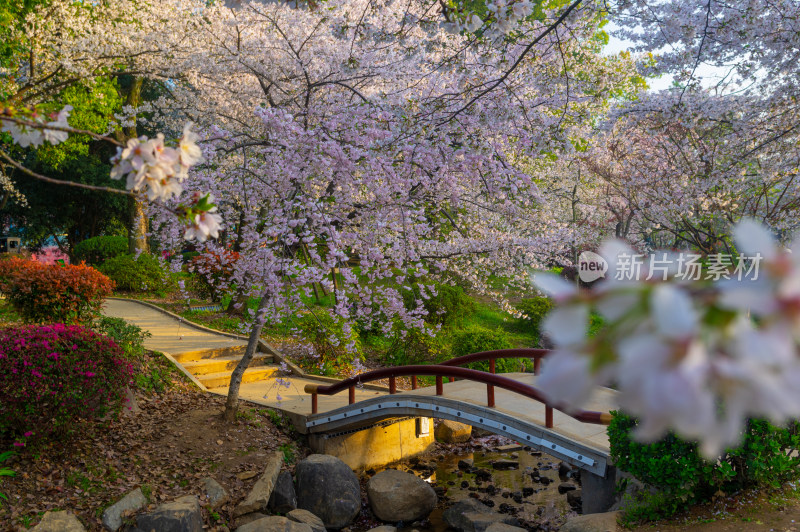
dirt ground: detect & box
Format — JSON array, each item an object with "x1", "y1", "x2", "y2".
[
  {"x1": 631, "y1": 484, "x2": 800, "y2": 532},
  {"x1": 0, "y1": 384, "x2": 300, "y2": 531}
]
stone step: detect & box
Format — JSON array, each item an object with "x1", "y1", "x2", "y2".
[
  {"x1": 198, "y1": 366, "x2": 280, "y2": 389},
  {"x1": 172, "y1": 345, "x2": 247, "y2": 363},
  {"x1": 182, "y1": 353, "x2": 274, "y2": 375}
]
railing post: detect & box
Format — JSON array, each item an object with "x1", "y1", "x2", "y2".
[
  {"x1": 534, "y1": 357, "x2": 541, "y2": 376},
  {"x1": 411, "y1": 376, "x2": 418, "y2": 390},
  {"x1": 487, "y1": 383, "x2": 495, "y2": 408},
  {"x1": 546, "y1": 405, "x2": 553, "y2": 428},
  {"x1": 490, "y1": 358, "x2": 496, "y2": 374},
  {"x1": 349, "y1": 386, "x2": 355, "y2": 404},
  {"x1": 312, "y1": 393, "x2": 318, "y2": 415},
  {"x1": 389, "y1": 376, "x2": 396, "y2": 394},
  {"x1": 436, "y1": 376, "x2": 443, "y2": 396},
  {"x1": 448, "y1": 377, "x2": 454, "y2": 383}
]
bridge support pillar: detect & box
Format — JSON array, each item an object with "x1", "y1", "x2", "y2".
[
  {"x1": 582, "y1": 465, "x2": 617, "y2": 514},
  {"x1": 308, "y1": 417, "x2": 435, "y2": 471}
]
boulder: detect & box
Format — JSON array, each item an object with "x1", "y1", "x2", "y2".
[
  {"x1": 295, "y1": 454, "x2": 360, "y2": 529},
  {"x1": 485, "y1": 524, "x2": 528, "y2": 532},
  {"x1": 457, "y1": 458, "x2": 474, "y2": 470},
  {"x1": 567, "y1": 489, "x2": 583, "y2": 508},
  {"x1": 102, "y1": 487, "x2": 148, "y2": 531},
  {"x1": 32, "y1": 511, "x2": 85, "y2": 532},
  {"x1": 135, "y1": 495, "x2": 203, "y2": 532},
  {"x1": 560, "y1": 511, "x2": 620, "y2": 532},
  {"x1": 235, "y1": 516, "x2": 313, "y2": 532},
  {"x1": 491, "y1": 460, "x2": 518, "y2": 470},
  {"x1": 234, "y1": 512, "x2": 269, "y2": 529},
  {"x1": 286, "y1": 509, "x2": 325, "y2": 532},
  {"x1": 367, "y1": 527, "x2": 398, "y2": 532},
  {"x1": 234, "y1": 451, "x2": 284, "y2": 517},
  {"x1": 435, "y1": 420, "x2": 472, "y2": 443},
  {"x1": 558, "y1": 482, "x2": 577, "y2": 494},
  {"x1": 459, "y1": 513, "x2": 521, "y2": 532},
  {"x1": 366, "y1": 469, "x2": 437, "y2": 523},
  {"x1": 269, "y1": 471, "x2": 298, "y2": 513},
  {"x1": 203, "y1": 477, "x2": 230, "y2": 509},
  {"x1": 443, "y1": 499, "x2": 519, "y2": 532}
]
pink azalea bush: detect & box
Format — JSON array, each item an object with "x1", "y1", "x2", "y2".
[
  {"x1": 30, "y1": 246, "x2": 69, "y2": 265},
  {"x1": 0, "y1": 324, "x2": 133, "y2": 443}
]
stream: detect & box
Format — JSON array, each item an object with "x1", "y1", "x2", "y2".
[{"x1": 355, "y1": 434, "x2": 583, "y2": 531}]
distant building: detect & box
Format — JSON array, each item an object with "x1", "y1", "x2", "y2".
[{"x1": 0, "y1": 237, "x2": 21, "y2": 254}]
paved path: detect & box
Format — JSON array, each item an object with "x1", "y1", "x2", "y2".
[
  {"x1": 101, "y1": 298, "x2": 378, "y2": 423},
  {"x1": 103, "y1": 298, "x2": 246, "y2": 354}
]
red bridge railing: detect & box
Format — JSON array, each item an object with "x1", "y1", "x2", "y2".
[{"x1": 303, "y1": 349, "x2": 611, "y2": 428}]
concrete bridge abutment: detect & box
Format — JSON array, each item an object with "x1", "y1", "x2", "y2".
[{"x1": 308, "y1": 417, "x2": 436, "y2": 471}]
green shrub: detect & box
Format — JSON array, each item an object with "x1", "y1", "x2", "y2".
[
  {"x1": 93, "y1": 316, "x2": 150, "y2": 359},
  {"x1": 297, "y1": 312, "x2": 364, "y2": 376},
  {"x1": 515, "y1": 297, "x2": 553, "y2": 335},
  {"x1": 404, "y1": 282, "x2": 476, "y2": 328},
  {"x1": 380, "y1": 322, "x2": 447, "y2": 366},
  {"x1": 450, "y1": 325, "x2": 524, "y2": 372},
  {"x1": 72, "y1": 236, "x2": 128, "y2": 266},
  {"x1": 609, "y1": 411, "x2": 800, "y2": 523},
  {"x1": 99, "y1": 253, "x2": 171, "y2": 293}
]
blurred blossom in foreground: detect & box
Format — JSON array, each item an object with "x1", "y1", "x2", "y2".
[{"x1": 534, "y1": 219, "x2": 800, "y2": 458}]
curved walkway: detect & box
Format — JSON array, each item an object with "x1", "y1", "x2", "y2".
[
  {"x1": 101, "y1": 298, "x2": 385, "y2": 425},
  {"x1": 103, "y1": 298, "x2": 247, "y2": 354}
]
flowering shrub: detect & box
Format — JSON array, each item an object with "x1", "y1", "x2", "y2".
[
  {"x1": 609, "y1": 411, "x2": 800, "y2": 523},
  {"x1": 71, "y1": 236, "x2": 128, "y2": 266},
  {"x1": 99, "y1": 253, "x2": 170, "y2": 293},
  {"x1": 189, "y1": 250, "x2": 240, "y2": 302},
  {"x1": 0, "y1": 324, "x2": 133, "y2": 442},
  {"x1": 0, "y1": 258, "x2": 113, "y2": 324},
  {"x1": 30, "y1": 246, "x2": 70, "y2": 265}
]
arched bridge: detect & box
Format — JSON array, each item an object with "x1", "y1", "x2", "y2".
[{"x1": 304, "y1": 349, "x2": 617, "y2": 477}]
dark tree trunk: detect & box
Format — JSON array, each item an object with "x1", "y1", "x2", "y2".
[{"x1": 224, "y1": 292, "x2": 270, "y2": 421}]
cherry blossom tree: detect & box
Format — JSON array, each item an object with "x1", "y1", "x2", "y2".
[
  {"x1": 580, "y1": 91, "x2": 800, "y2": 251},
  {"x1": 138, "y1": 0, "x2": 641, "y2": 419}
]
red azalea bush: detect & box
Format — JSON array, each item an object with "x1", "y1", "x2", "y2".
[
  {"x1": 0, "y1": 324, "x2": 133, "y2": 442},
  {"x1": 0, "y1": 258, "x2": 114, "y2": 323},
  {"x1": 189, "y1": 250, "x2": 240, "y2": 302}
]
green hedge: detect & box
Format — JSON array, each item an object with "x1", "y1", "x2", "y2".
[
  {"x1": 403, "y1": 282, "x2": 476, "y2": 328},
  {"x1": 297, "y1": 312, "x2": 364, "y2": 376},
  {"x1": 72, "y1": 236, "x2": 128, "y2": 266},
  {"x1": 450, "y1": 325, "x2": 525, "y2": 372},
  {"x1": 609, "y1": 411, "x2": 800, "y2": 523},
  {"x1": 515, "y1": 297, "x2": 553, "y2": 335},
  {"x1": 99, "y1": 253, "x2": 171, "y2": 293}
]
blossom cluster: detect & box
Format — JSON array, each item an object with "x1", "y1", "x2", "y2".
[
  {"x1": 1, "y1": 106, "x2": 72, "y2": 148},
  {"x1": 110, "y1": 123, "x2": 203, "y2": 201},
  {"x1": 451, "y1": 0, "x2": 536, "y2": 36},
  {"x1": 534, "y1": 219, "x2": 800, "y2": 457}
]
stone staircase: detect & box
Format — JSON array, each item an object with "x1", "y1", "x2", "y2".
[{"x1": 172, "y1": 346, "x2": 279, "y2": 389}]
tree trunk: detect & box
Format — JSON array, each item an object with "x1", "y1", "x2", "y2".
[
  {"x1": 122, "y1": 76, "x2": 149, "y2": 255},
  {"x1": 224, "y1": 292, "x2": 270, "y2": 421},
  {"x1": 128, "y1": 196, "x2": 149, "y2": 254}
]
